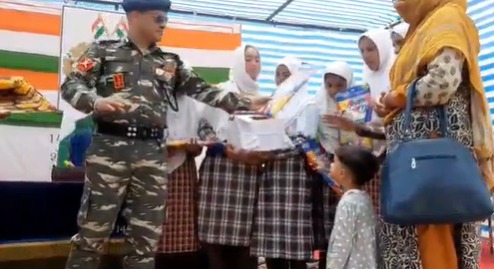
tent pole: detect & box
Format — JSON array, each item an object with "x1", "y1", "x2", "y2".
[{"x1": 265, "y1": 0, "x2": 295, "y2": 21}]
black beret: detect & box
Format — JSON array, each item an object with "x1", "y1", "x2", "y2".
[{"x1": 122, "y1": 0, "x2": 171, "y2": 13}]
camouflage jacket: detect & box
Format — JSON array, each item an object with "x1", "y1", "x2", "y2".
[{"x1": 61, "y1": 38, "x2": 251, "y2": 127}]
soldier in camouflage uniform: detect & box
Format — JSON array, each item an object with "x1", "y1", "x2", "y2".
[{"x1": 61, "y1": 0, "x2": 267, "y2": 268}]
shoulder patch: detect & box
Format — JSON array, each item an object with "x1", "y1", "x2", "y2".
[{"x1": 76, "y1": 58, "x2": 96, "y2": 73}]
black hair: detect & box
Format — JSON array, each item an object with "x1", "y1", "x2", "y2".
[{"x1": 335, "y1": 145, "x2": 379, "y2": 186}]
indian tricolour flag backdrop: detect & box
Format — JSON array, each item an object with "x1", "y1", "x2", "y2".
[
  {"x1": 0, "y1": 1, "x2": 241, "y2": 112},
  {"x1": 59, "y1": 5, "x2": 241, "y2": 89},
  {"x1": 0, "y1": 0, "x2": 241, "y2": 181}
]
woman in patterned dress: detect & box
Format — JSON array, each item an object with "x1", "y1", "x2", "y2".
[
  {"x1": 197, "y1": 44, "x2": 265, "y2": 269},
  {"x1": 379, "y1": 0, "x2": 494, "y2": 268},
  {"x1": 250, "y1": 56, "x2": 319, "y2": 269},
  {"x1": 155, "y1": 90, "x2": 209, "y2": 268}
]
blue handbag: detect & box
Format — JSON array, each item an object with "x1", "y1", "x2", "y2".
[{"x1": 380, "y1": 80, "x2": 493, "y2": 225}]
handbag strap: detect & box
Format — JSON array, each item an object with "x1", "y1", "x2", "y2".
[
  {"x1": 453, "y1": 223, "x2": 462, "y2": 268},
  {"x1": 401, "y1": 79, "x2": 449, "y2": 138}
]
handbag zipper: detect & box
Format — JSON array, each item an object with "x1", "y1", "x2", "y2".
[{"x1": 411, "y1": 155, "x2": 455, "y2": 169}]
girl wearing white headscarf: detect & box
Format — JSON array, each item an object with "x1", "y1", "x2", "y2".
[
  {"x1": 216, "y1": 45, "x2": 260, "y2": 95},
  {"x1": 358, "y1": 29, "x2": 395, "y2": 153},
  {"x1": 197, "y1": 44, "x2": 262, "y2": 269},
  {"x1": 274, "y1": 55, "x2": 303, "y2": 86},
  {"x1": 390, "y1": 22, "x2": 410, "y2": 54},
  {"x1": 315, "y1": 61, "x2": 354, "y2": 155},
  {"x1": 359, "y1": 28, "x2": 396, "y2": 110},
  {"x1": 250, "y1": 56, "x2": 320, "y2": 269},
  {"x1": 357, "y1": 29, "x2": 395, "y2": 215},
  {"x1": 157, "y1": 93, "x2": 205, "y2": 266}
]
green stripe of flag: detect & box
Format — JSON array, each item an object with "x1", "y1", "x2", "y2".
[
  {"x1": 116, "y1": 28, "x2": 126, "y2": 38},
  {"x1": 0, "y1": 112, "x2": 63, "y2": 128},
  {"x1": 93, "y1": 26, "x2": 106, "y2": 39},
  {"x1": 0, "y1": 50, "x2": 59, "y2": 73},
  {"x1": 193, "y1": 67, "x2": 229, "y2": 84},
  {"x1": 0, "y1": 50, "x2": 230, "y2": 84}
]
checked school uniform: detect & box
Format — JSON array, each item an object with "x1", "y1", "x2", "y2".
[
  {"x1": 197, "y1": 151, "x2": 260, "y2": 246},
  {"x1": 158, "y1": 156, "x2": 200, "y2": 253},
  {"x1": 250, "y1": 94, "x2": 321, "y2": 261}
]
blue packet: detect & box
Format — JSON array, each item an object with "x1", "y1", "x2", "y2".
[{"x1": 300, "y1": 138, "x2": 343, "y2": 194}]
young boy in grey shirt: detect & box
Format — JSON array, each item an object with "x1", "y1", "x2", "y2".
[{"x1": 326, "y1": 145, "x2": 379, "y2": 269}]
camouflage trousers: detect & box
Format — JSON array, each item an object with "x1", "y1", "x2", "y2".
[{"x1": 65, "y1": 134, "x2": 167, "y2": 269}]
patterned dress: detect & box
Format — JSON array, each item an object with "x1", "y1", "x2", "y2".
[
  {"x1": 157, "y1": 157, "x2": 200, "y2": 253},
  {"x1": 327, "y1": 190, "x2": 377, "y2": 269},
  {"x1": 380, "y1": 48, "x2": 481, "y2": 268}
]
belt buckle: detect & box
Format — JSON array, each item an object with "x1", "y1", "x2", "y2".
[{"x1": 136, "y1": 127, "x2": 148, "y2": 140}]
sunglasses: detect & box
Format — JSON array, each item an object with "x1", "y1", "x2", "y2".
[{"x1": 154, "y1": 14, "x2": 168, "y2": 25}]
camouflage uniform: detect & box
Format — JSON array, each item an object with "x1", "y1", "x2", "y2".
[{"x1": 61, "y1": 38, "x2": 251, "y2": 269}]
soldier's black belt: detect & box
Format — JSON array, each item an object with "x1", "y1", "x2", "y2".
[{"x1": 95, "y1": 121, "x2": 165, "y2": 140}]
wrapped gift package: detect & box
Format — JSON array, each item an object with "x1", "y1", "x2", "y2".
[{"x1": 224, "y1": 114, "x2": 293, "y2": 151}]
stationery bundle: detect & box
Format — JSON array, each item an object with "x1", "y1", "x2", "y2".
[
  {"x1": 263, "y1": 64, "x2": 315, "y2": 118},
  {"x1": 335, "y1": 84, "x2": 373, "y2": 148}
]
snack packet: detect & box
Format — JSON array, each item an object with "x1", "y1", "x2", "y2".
[{"x1": 301, "y1": 138, "x2": 343, "y2": 194}]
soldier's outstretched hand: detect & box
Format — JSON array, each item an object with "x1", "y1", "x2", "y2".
[
  {"x1": 248, "y1": 95, "x2": 271, "y2": 112},
  {"x1": 94, "y1": 98, "x2": 126, "y2": 113}
]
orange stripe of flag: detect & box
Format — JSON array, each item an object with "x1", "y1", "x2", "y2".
[
  {"x1": 0, "y1": 8, "x2": 241, "y2": 50},
  {"x1": 0, "y1": 8, "x2": 60, "y2": 36},
  {"x1": 157, "y1": 28, "x2": 241, "y2": 50},
  {"x1": 0, "y1": 69, "x2": 59, "y2": 91}
]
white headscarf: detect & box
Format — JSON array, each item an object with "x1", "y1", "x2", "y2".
[
  {"x1": 391, "y1": 22, "x2": 410, "y2": 38},
  {"x1": 315, "y1": 61, "x2": 354, "y2": 114},
  {"x1": 275, "y1": 56, "x2": 306, "y2": 122},
  {"x1": 360, "y1": 29, "x2": 395, "y2": 101},
  {"x1": 218, "y1": 45, "x2": 259, "y2": 95},
  {"x1": 314, "y1": 62, "x2": 354, "y2": 153},
  {"x1": 202, "y1": 44, "x2": 261, "y2": 138},
  {"x1": 277, "y1": 55, "x2": 301, "y2": 76},
  {"x1": 360, "y1": 30, "x2": 393, "y2": 153},
  {"x1": 275, "y1": 56, "x2": 317, "y2": 138}
]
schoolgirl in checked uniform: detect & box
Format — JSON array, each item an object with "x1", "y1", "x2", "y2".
[
  {"x1": 250, "y1": 56, "x2": 321, "y2": 269},
  {"x1": 197, "y1": 44, "x2": 263, "y2": 269},
  {"x1": 156, "y1": 81, "x2": 207, "y2": 268}
]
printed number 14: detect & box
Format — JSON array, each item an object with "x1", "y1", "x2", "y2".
[{"x1": 50, "y1": 134, "x2": 60, "y2": 144}]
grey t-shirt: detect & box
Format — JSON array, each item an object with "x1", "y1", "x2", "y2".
[{"x1": 326, "y1": 189, "x2": 377, "y2": 269}]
